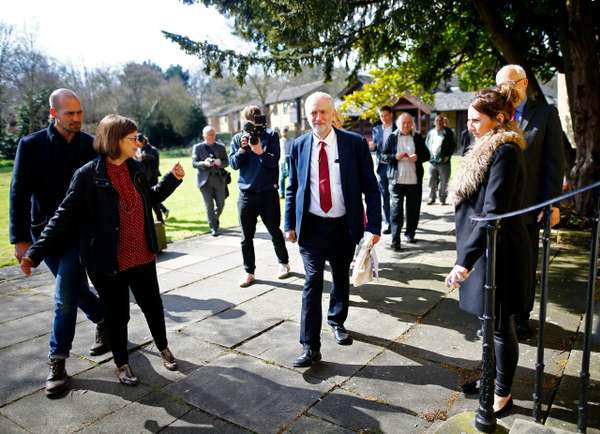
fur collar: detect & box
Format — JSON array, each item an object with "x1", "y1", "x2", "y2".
[{"x1": 453, "y1": 124, "x2": 526, "y2": 205}]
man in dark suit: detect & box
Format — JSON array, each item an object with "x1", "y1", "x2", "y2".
[
  {"x1": 369, "y1": 106, "x2": 396, "y2": 234},
  {"x1": 192, "y1": 126, "x2": 230, "y2": 236},
  {"x1": 284, "y1": 92, "x2": 382, "y2": 367},
  {"x1": 496, "y1": 65, "x2": 565, "y2": 339},
  {"x1": 9, "y1": 88, "x2": 108, "y2": 397}
]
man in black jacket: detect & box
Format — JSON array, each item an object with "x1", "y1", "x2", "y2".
[
  {"x1": 496, "y1": 65, "x2": 565, "y2": 339},
  {"x1": 9, "y1": 88, "x2": 108, "y2": 397}
]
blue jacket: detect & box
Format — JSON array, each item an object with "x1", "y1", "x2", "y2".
[
  {"x1": 229, "y1": 129, "x2": 280, "y2": 192},
  {"x1": 9, "y1": 124, "x2": 97, "y2": 245},
  {"x1": 372, "y1": 123, "x2": 397, "y2": 174},
  {"x1": 284, "y1": 128, "x2": 382, "y2": 245}
]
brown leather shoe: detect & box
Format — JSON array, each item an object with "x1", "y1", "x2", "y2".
[
  {"x1": 46, "y1": 358, "x2": 69, "y2": 397},
  {"x1": 160, "y1": 347, "x2": 177, "y2": 371},
  {"x1": 89, "y1": 321, "x2": 110, "y2": 356},
  {"x1": 116, "y1": 364, "x2": 138, "y2": 386}
]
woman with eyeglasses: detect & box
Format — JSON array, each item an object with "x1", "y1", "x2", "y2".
[{"x1": 20, "y1": 114, "x2": 185, "y2": 386}]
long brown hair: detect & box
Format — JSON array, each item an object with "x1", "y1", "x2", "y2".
[{"x1": 471, "y1": 84, "x2": 520, "y2": 125}]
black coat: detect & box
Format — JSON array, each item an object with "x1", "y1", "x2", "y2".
[
  {"x1": 9, "y1": 124, "x2": 97, "y2": 245},
  {"x1": 380, "y1": 132, "x2": 430, "y2": 183},
  {"x1": 26, "y1": 157, "x2": 182, "y2": 275},
  {"x1": 454, "y1": 136, "x2": 531, "y2": 318},
  {"x1": 519, "y1": 98, "x2": 565, "y2": 223}
]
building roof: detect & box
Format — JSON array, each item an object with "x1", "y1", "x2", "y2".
[
  {"x1": 265, "y1": 80, "x2": 325, "y2": 105},
  {"x1": 433, "y1": 89, "x2": 477, "y2": 112}
]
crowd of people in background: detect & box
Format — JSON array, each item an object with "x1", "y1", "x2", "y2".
[{"x1": 9, "y1": 62, "x2": 567, "y2": 418}]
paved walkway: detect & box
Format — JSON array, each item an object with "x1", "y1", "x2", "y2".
[{"x1": 0, "y1": 202, "x2": 598, "y2": 433}]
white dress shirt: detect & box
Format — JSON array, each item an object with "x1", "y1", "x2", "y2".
[{"x1": 308, "y1": 129, "x2": 346, "y2": 217}]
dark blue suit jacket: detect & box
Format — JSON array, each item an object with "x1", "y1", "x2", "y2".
[
  {"x1": 284, "y1": 128, "x2": 381, "y2": 245},
  {"x1": 372, "y1": 123, "x2": 397, "y2": 174}
]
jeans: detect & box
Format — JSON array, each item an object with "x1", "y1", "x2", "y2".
[
  {"x1": 389, "y1": 183, "x2": 421, "y2": 242},
  {"x1": 428, "y1": 162, "x2": 451, "y2": 203},
  {"x1": 44, "y1": 246, "x2": 104, "y2": 359},
  {"x1": 279, "y1": 160, "x2": 289, "y2": 198},
  {"x1": 298, "y1": 214, "x2": 356, "y2": 349},
  {"x1": 377, "y1": 165, "x2": 391, "y2": 225},
  {"x1": 200, "y1": 174, "x2": 227, "y2": 231},
  {"x1": 88, "y1": 260, "x2": 168, "y2": 368},
  {"x1": 238, "y1": 189, "x2": 289, "y2": 274}
]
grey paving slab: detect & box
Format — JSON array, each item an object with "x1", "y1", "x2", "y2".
[
  {"x1": 398, "y1": 298, "x2": 482, "y2": 370},
  {"x1": 180, "y1": 304, "x2": 285, "y2": 348},
  {"x1": 158, "y1": 253, "x2": 208, "y2": 270},
  {"x1": 0, "y1": 363, "x2": 152, "y2": 434},
  {"x1": 350, "y1": 280, "x2": 445, "y2": 318},
  {"x1": 0, "y1": 414, "x2": 29, "y2": 434},
  {"x1": 309, "y1": 385, "x2": 429, "y2": 434},
  {"x1": 341, "y1": 345, "x2": 462, "y2": 416},
  {"x1": 237, "y1": 319, "x2": 384, "y2": 386},
  {"x1": 164, "y1": 352, "x2": 331, "y2": 434},
  {"x1": 158, "y1": 269, "x2": 207, "y2": 293},
  {"x1": 284, "y1": 415, "x2": 355, "y2": 434},
  {"x1": 0, "y1": 333, "x2": 95, "y2": 407},
  {"x1": 0, "y1": 270, "x2": 55, "y2": 295},
  {"x1": 0, "y1": 309, "x2": 54, "y2": 349},
  {"x1": 78, "y1": 390, "x2": 191, "y2": 434},
  {"x1": 0, "y1": 292, "x2": 53, "y2": 323},
  {"x1": 127, "y1": 332, "x2": 228, "y2": 388},
  {"x1": 161, "y1": 408, "x2": 253, "y2": 433}
]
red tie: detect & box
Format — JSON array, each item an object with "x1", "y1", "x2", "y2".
[{"x1": 318, "y1": 141, "x2": 332, "y2": 213}]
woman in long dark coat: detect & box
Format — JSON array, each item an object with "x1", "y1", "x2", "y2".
[{"x1": 445, "y1": 86, "x2": 531, "y2": 416}]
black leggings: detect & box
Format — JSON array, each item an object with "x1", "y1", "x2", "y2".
[
  {"x1": 490, "y1": 314, "x2": 519, "y2": 397},
  {"x1": 89, "y1": 260, "x2": 168, "y2": 367}
]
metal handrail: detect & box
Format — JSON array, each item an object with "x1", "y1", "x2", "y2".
[
  {"x1": 470, "y1": 180, "x2": 600, "y2": 433},
  {"x1": 471, "y1": 180, "x2": 600, "y2": 222}
]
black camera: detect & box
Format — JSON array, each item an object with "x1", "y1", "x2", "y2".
[{"x1": 242, "y1": 114, "x2": 267, "y2": 146}]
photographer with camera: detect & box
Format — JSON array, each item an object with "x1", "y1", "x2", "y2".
[
  {"x1": 230, "y1": 106, "x2": 291, "y2": 287},
  {"x1": 192, "y1": 126, "x2": 230, "y2": 236}
]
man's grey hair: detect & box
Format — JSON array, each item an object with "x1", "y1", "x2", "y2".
[
  {"x1": 203, "y1": 125, "x2": 215, "y2": 136},
  {"x1": 396, "y1": 112, "x2": 415, "y2": 134},
  {"x1": 496, "y1": 64, "x2": 527, "y2": 84},
  {"x1": 49, "y1": 88, "x2": 80, "y2": 110},
  {"x1": 304, "y1": 91, "x2": 334, "y2": 115}
]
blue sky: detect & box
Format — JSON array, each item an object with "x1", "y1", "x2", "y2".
[{"x1": 3, "y1": 0, "x2": 250, "y2": 70}]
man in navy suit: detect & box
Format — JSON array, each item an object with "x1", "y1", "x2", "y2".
[
  {"x1": 284, "y1": 92, "x2": 382, "y2": 367},
  {"x1": 496, "y1": 64, "x2": 565, "y2": 340},
  {"x1": 369, "y1": 106, "x2": 396, "y2": 234}
]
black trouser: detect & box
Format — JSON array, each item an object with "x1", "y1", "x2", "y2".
[
  {"x1": 298, "y1": 214, "x2": 356, "y2": 349},
  {"x1": 88, "y1": 260, "x2": 168, "y2": 367},
  {"x1": 238, "y1": 189, "x2": 289, "y2": 274},
  {"x1": 515, "y1": 222, "x2": 541, "y2": 324},
  {"x1": 490, "y1": 314, "x2": 519, "y2": 397},
  {"x1": 389, "y1": 183, "x2": 421, "y2": 242}
]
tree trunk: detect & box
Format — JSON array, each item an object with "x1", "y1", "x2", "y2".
[
  {"x1": 561, "y1": 0, "x2": 600, "y2": 215},
  {"x1": 470, "y1": 0, "x2": 545, "y2": 99}
]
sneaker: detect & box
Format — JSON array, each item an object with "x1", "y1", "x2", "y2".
[
  {"x1": 277, "y1": 263, "x2": 291, "y2": 279},
  {"x1": 46, "y1": 358, "x2": 69, "y2": 397},
  {"x1": 239, "y1": 273, "x2": 255, "y2": 288},
  {"x1": 116, "y1": 364, "x2": 138, "y2": 386},
  {"x1": 89, "y1": 321, "x2": 110, "y2": 356},
  {"x1": 160, "y1": 347, "x2": 177, "y2": 371}
]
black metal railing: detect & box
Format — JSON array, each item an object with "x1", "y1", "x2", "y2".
[{"x1": 470, "y1": 180, "x2": 600, "y2": 433}]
